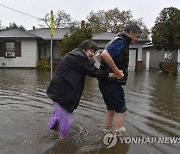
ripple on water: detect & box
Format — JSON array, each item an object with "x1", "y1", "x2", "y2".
[{"x1": 0, "y1": 70, "x2": 179, "y2": 154}]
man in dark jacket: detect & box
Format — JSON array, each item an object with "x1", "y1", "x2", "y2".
[{"x1": 47, "y1": 40, "x2": 117, "y2": 138}]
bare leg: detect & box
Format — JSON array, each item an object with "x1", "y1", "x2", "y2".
[
  {"x1": 113, "y1": 111, "x2": 127, "y2": 129},
  {"x1": 105, "y1": 110, "x2": 115, "y2": 127}
]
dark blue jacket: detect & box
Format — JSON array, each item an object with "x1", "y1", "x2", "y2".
[{"x1": 47, "y1": 48, "x2": 108, "y2": 112}]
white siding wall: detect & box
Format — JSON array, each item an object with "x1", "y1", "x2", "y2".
[{"x1": 0, "y1": 40, "x2": 38, "y2": 67}]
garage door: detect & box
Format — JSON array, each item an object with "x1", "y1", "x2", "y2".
[{"x1": 129, "y1": 49, "x2": 137, "y2": 70}]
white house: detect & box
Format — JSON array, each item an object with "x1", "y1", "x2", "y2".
[
  {"x1": 142, "y1": 42, "x2": 179, "y2": 70},
  {"x1": 29, "y1": 27, "x2": 70, "y2": 60},
  {"x1": 0, "y1": 28, "x2": 69, "y2": 68},
  {"x1": 0, "y1": 29, "x2": 41, "y2": 67},
  {"x1": 0, "y1": 28, "x2": 149, "y2": 71}
]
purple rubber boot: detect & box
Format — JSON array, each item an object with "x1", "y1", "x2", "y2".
[{"x1": 48, "y1": 102, "x2": 59, "y2": 129}]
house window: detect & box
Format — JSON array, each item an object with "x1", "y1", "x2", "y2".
[
  {"x1": 0, "y1": 41, "x2": 21, "y2": 57},
  {"x1": 5, "y1": 42, "x2": 16, "y2": 58}
]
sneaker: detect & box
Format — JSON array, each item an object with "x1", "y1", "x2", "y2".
[
  {"x1": 120, "y1": 126, "x2": 126, "y2": 133},
  {"x1": 113, "y1": 127, "x2": 126, "y2": 137},
  {"x1": 102, "y1": 128, "x2": 111, "y2": 134},
  {"x1": 102, "y1": 126, "x2": 112, "y2": 133}
]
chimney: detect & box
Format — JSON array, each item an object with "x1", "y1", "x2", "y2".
[{"x1": 81, "y1": 20, "x2": 85, "y2": 28}]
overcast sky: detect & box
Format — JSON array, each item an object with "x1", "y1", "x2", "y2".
[{"x1": 0, "y1": 0, "x2": 179, "y2": 30}]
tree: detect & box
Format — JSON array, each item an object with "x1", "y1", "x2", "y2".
[
  {"x1": 87, "y1": 7, "x2": 149, "y2": 39},
  {"x1": 59, "y1": 24, "x2": 92, "y2": 56},
  {"x1": 0, "y1": 20, "x2": 2, "y2": 31},
  {"x1": 0, "y1": 21, "x2": 25, "y2": 31},
  {"x1": 152, "y1": 7, "x2": 180, "y2": 51},
  {"x1": 39, "y1": 10, "x2": 79, "y2": 29},
  {"x1": 3, "y1": 22, "x2": 25, "y2": 30}
]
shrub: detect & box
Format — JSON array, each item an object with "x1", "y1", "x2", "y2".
[
  {"x1": 36, "y1": 59, "x2": 51, "y2": 71},
  {"x1": 159, "y1": 62, "x2": 177, "y2": 75}
]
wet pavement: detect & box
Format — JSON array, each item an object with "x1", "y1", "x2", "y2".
[{"x1": 0, "y1": 69, "x2": 179, "y2": 154}]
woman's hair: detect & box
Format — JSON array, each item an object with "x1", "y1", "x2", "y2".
[
  {"x1": 78, "y1": 39, "x2": 98, "y2": 52},
  {"x1": 124, "y1": 24, "x2": 142, "y2": 34}
]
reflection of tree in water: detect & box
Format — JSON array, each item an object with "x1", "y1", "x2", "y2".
[
  {"x1": 88, "y1": 142, "x2": 129, "y2": 154},
  {"x1": 44, "y1": 137, "x2": 78, "y2": 154},
  {"x1": 36, "y1": 70, "x2": 51, "y2": 86},
  {"x1": 144, "y1": 72, "x2": 180, "y2": 153},
  {"x1": 151, "y1": 74, "x2": 179, "y2": 122},
  {"x1": 177, "y1": 63, "x2": 180, "y2": 72}
]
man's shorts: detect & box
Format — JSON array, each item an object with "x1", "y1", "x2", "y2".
[{"x1": 99, "y1": 80, "x2": 127, "y2": 113}]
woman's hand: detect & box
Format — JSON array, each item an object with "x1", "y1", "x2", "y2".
[
  {"x1": 114, "y1": 70, "x2": 124, "y2": 79},
  {"x1": 108, "y1": 70, "x2": 124, "y2": 79},
  {"x1": 96, "y1": 53, "x2": 102, "y2": 62},
  {"x1": 108, "y1": 73, "x2": 115, "y2": 78}
]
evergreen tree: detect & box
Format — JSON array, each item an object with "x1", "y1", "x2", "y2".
[
  {"x1": 59, "y1": 25, "x2": 92, "y2": 56},
  {"x1": 152, "y1": 7, "x2": 180, "y2": 51}
]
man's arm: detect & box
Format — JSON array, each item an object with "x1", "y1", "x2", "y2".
[{"x1": 101, "y1": 50, "x2": 124, "y2": 79}]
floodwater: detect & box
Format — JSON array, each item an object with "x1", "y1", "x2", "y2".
[{"x1": 0, "y1": 69, "x2": 179, "y2": 154}]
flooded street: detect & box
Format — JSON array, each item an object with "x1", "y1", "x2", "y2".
[{"x1": 0, "y1": 69, "x2": 179, "y2": 154}]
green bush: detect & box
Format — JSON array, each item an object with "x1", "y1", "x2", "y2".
[
  {"x1": 36, "y1": 59, "x2": 51, "y2": 71},
  {"x1": 159, "y1": 62, "x2": 177, "y2": 75}
]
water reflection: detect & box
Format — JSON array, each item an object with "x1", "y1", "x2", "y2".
[{"x1": 0, "y1": 69, "x2": 179, "y2": 154}]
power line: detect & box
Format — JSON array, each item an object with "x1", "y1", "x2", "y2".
[{"x1": 0, "y1": 3, "x2": 44, "y2": 21}]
